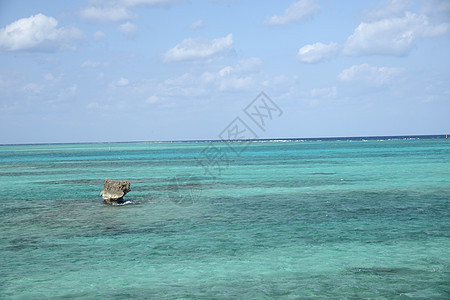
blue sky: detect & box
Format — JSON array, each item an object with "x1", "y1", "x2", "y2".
[{"x1": 0, "y1": 0, "x2": 449, "y2": 144}]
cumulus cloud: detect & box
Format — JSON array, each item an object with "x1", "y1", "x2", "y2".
[
  {"x1": 23, "y1": 83, "x2": 42, "y2": 95},
  {"x1": 160, "y1": 73, "x2": 206, "y2": 97},
  {"x1": 111, "y1": 77, "x2": 130, "y2": 87},
  {"x1": 0, "y1": 13, "x2": 83, "y2": 52},
  {"x1": 265, "y1": 0, "x2": 319, "y2": 25},
  {"x1": 118, "y1": 21, "x2": 138, "y2": 37},
  {"x1": 80, "y1": 0, "x2": 178, "y2": 23},
  {"x1": 363, "y1": 0, "x2": 411, "y2": 21},
  {"x1": 201, "y1": 57, "x2": 263, "y2": 91},
  {"x1": 44, "y1": 73, "x2": 55, "y2": 81},
  {"x1": 298, "y1": 1, "x2": 449, "y2": 62},
  {"x1": 110, "y1": 57, "x2": 266, "y2": 102},
  {"x1": 189, "y1": 19, "x2": 205, "y2": 30},
  {"x1": 343, "y1": 12, "x2": 449, "y2": 56},
  {"x1": 310, "y1": 86, "x2": 337, "y2": 98},
  {"x1": 81, "y1": 60, "x2": 109, "y2": 68},
  {"x1": 338, "y1": 63, "x2": 404, "y2": 85},
  {"x1": 54, "y1": 84, "x2": 78, "y2": 102},
  {"x1": 234, "y1": 57, "x2": 263, "y2": 73},
  {"x1": 297, "y1": 42, "x2": 339, "y2": 63},
  {"x1": 81, "y1": 5, "x2": 133, "y2": 23},
  {"x1": 122, "y1": 0, "x2": 178, "y2": 6},
  {"x1": 146, "y1": 95, "x2": 160, "y2": 104},
  {"x1": 87, "y1": 102, "x2": 99, "y2": 109},
  {"x1": 93, "y1": 31, "x2": 106, "y2": 40},
  {"x1": 163, "y1": 33, "x2": 233, "y2": 63},
  {"x1": 421, "y1": 0, "x2": 450, "y2": 21}
]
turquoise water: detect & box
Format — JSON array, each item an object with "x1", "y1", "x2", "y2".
[{"x1": 0, "y1": 138, "x2": 449, "y2": 299}]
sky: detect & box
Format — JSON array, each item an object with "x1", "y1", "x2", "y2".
[{"x1": 0, "y1": 0, "x2": 449, "y2": 144}]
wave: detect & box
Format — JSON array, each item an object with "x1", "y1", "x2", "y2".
[{"x1": 111, "y1": 200, "x2": 135, "y2": 206}]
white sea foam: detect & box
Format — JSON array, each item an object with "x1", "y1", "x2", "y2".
[{"x1": 112, "y1": 200, "x2": 134, "y2": 206}]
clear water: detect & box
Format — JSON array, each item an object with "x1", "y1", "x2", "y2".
[{"x1": 0, "y1": 138, "x2": 449, "y2": 299}]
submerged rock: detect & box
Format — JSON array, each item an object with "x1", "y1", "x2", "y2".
[{"x1": 100, "y1": 178, "x2": 131, "y2": 204}]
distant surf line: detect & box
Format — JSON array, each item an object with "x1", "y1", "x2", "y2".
[{"x1": 0, "y1": 134, "x2": 447, "y2": 146}]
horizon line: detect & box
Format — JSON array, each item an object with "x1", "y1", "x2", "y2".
[{"x1": 0, "y1": 134, "x2": 447, "y2": 146}]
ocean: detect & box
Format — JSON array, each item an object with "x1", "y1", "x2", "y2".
[{"x1": 0, "y1": 136, "x2": 449, "y2": 299}]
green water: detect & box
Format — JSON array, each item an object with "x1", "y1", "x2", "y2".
[{"x1": 0, "y1": 138, "x2": 449, "y2": 299}]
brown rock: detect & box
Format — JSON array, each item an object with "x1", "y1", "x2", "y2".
[{"x1": 100, "y1": 178, "x2": 131, "y2": 204}]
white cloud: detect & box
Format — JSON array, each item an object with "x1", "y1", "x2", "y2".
[
  {"x1": 343, "y1": 12, "x2": 449, "y2": 56},
  {"x1": 363, "y1": 0, "x2": 411, "y2": 21},
  {"x1": 159, "y1": 73, "x2": 206, "y2": 97},
  {"x1": 122, "y1": 0, "x2": 178, "y2": 6},
  {"x1": 87, "y1": 102, "x2": 99, "y2": 109},
  {"x1": 234, "y1": 57, "x2": 263, "y2": 73},
  {"x1": 265, "y1": 0, "x2": 319, "y2": 25},
  {"x1": 117, "y1": 77, "x2": 129, "y2": 86},
  {"x1": 202, "y1": 69, "x2": 254, "y2": 91},
  {"x1": 118, "y1": 21, "x2": 138, "y2": 37},
  {"x1": 299, "y1": 2, "x2": 449, "y2": 62},
  {"x1": 310, "y1": 86, "x2": 337, "y2": 98},
  {"x1": 55, "y1": 84, "x2": 78, "y2": 102},
  {"x1": 217, "y1": 76, "x2": 255, "y2": 92},
  {"x1": 338, "y1": 63, "x2": 404, "y2": 85},
  {"x1": 146, "y1": 95, "x2": 160, "y2": 104},
  {"x1": 80, "y1": 0, "x2": 178, "y2": 23},
  {"x1": 200, "y1": 57, "x2": 263, "y2": 91},
  {"x1": 23, "y1": 83, "x2": 42, "y2": 95},
  {"x1": 421, "y1": 0, "x2": 450, "y2": 21},
  {"x1": 163, "y1": 33, "x2": 233, "y2": 63},
  {"x1": 297, "y1": 42, "x2": 339, "y2": 63},
  {"x1": 93, "y1": 31, "x2": 106, "y2": 40},
  {"x1": 111, "y1": 77, "x2": 130, "y2": 87},
  {"x1": 44, "y1": 73, "x2": 55, "y2": 81},
  {"x1": 69, "y1": 84, "x2": 78, "y2": 94},
  {"x1": 0, "y1": 13, "x2": 83, "y2": 52},
  {"x1": 81, "y1": 60, "x2": 109, "y2": 68},
  {"x1": 80, "y1": 5, "x2": 134, "y2": 23},
  {"x1": 82, "y1": 57, "x2": 279, "y2": 105},
  {"x1": 189, "y1": 19, "x2": 205, "y2": 30}
]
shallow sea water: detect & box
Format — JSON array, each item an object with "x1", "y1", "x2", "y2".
[{"x1": 0, "y1": 138, "x2": 449, "y2": 299}]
